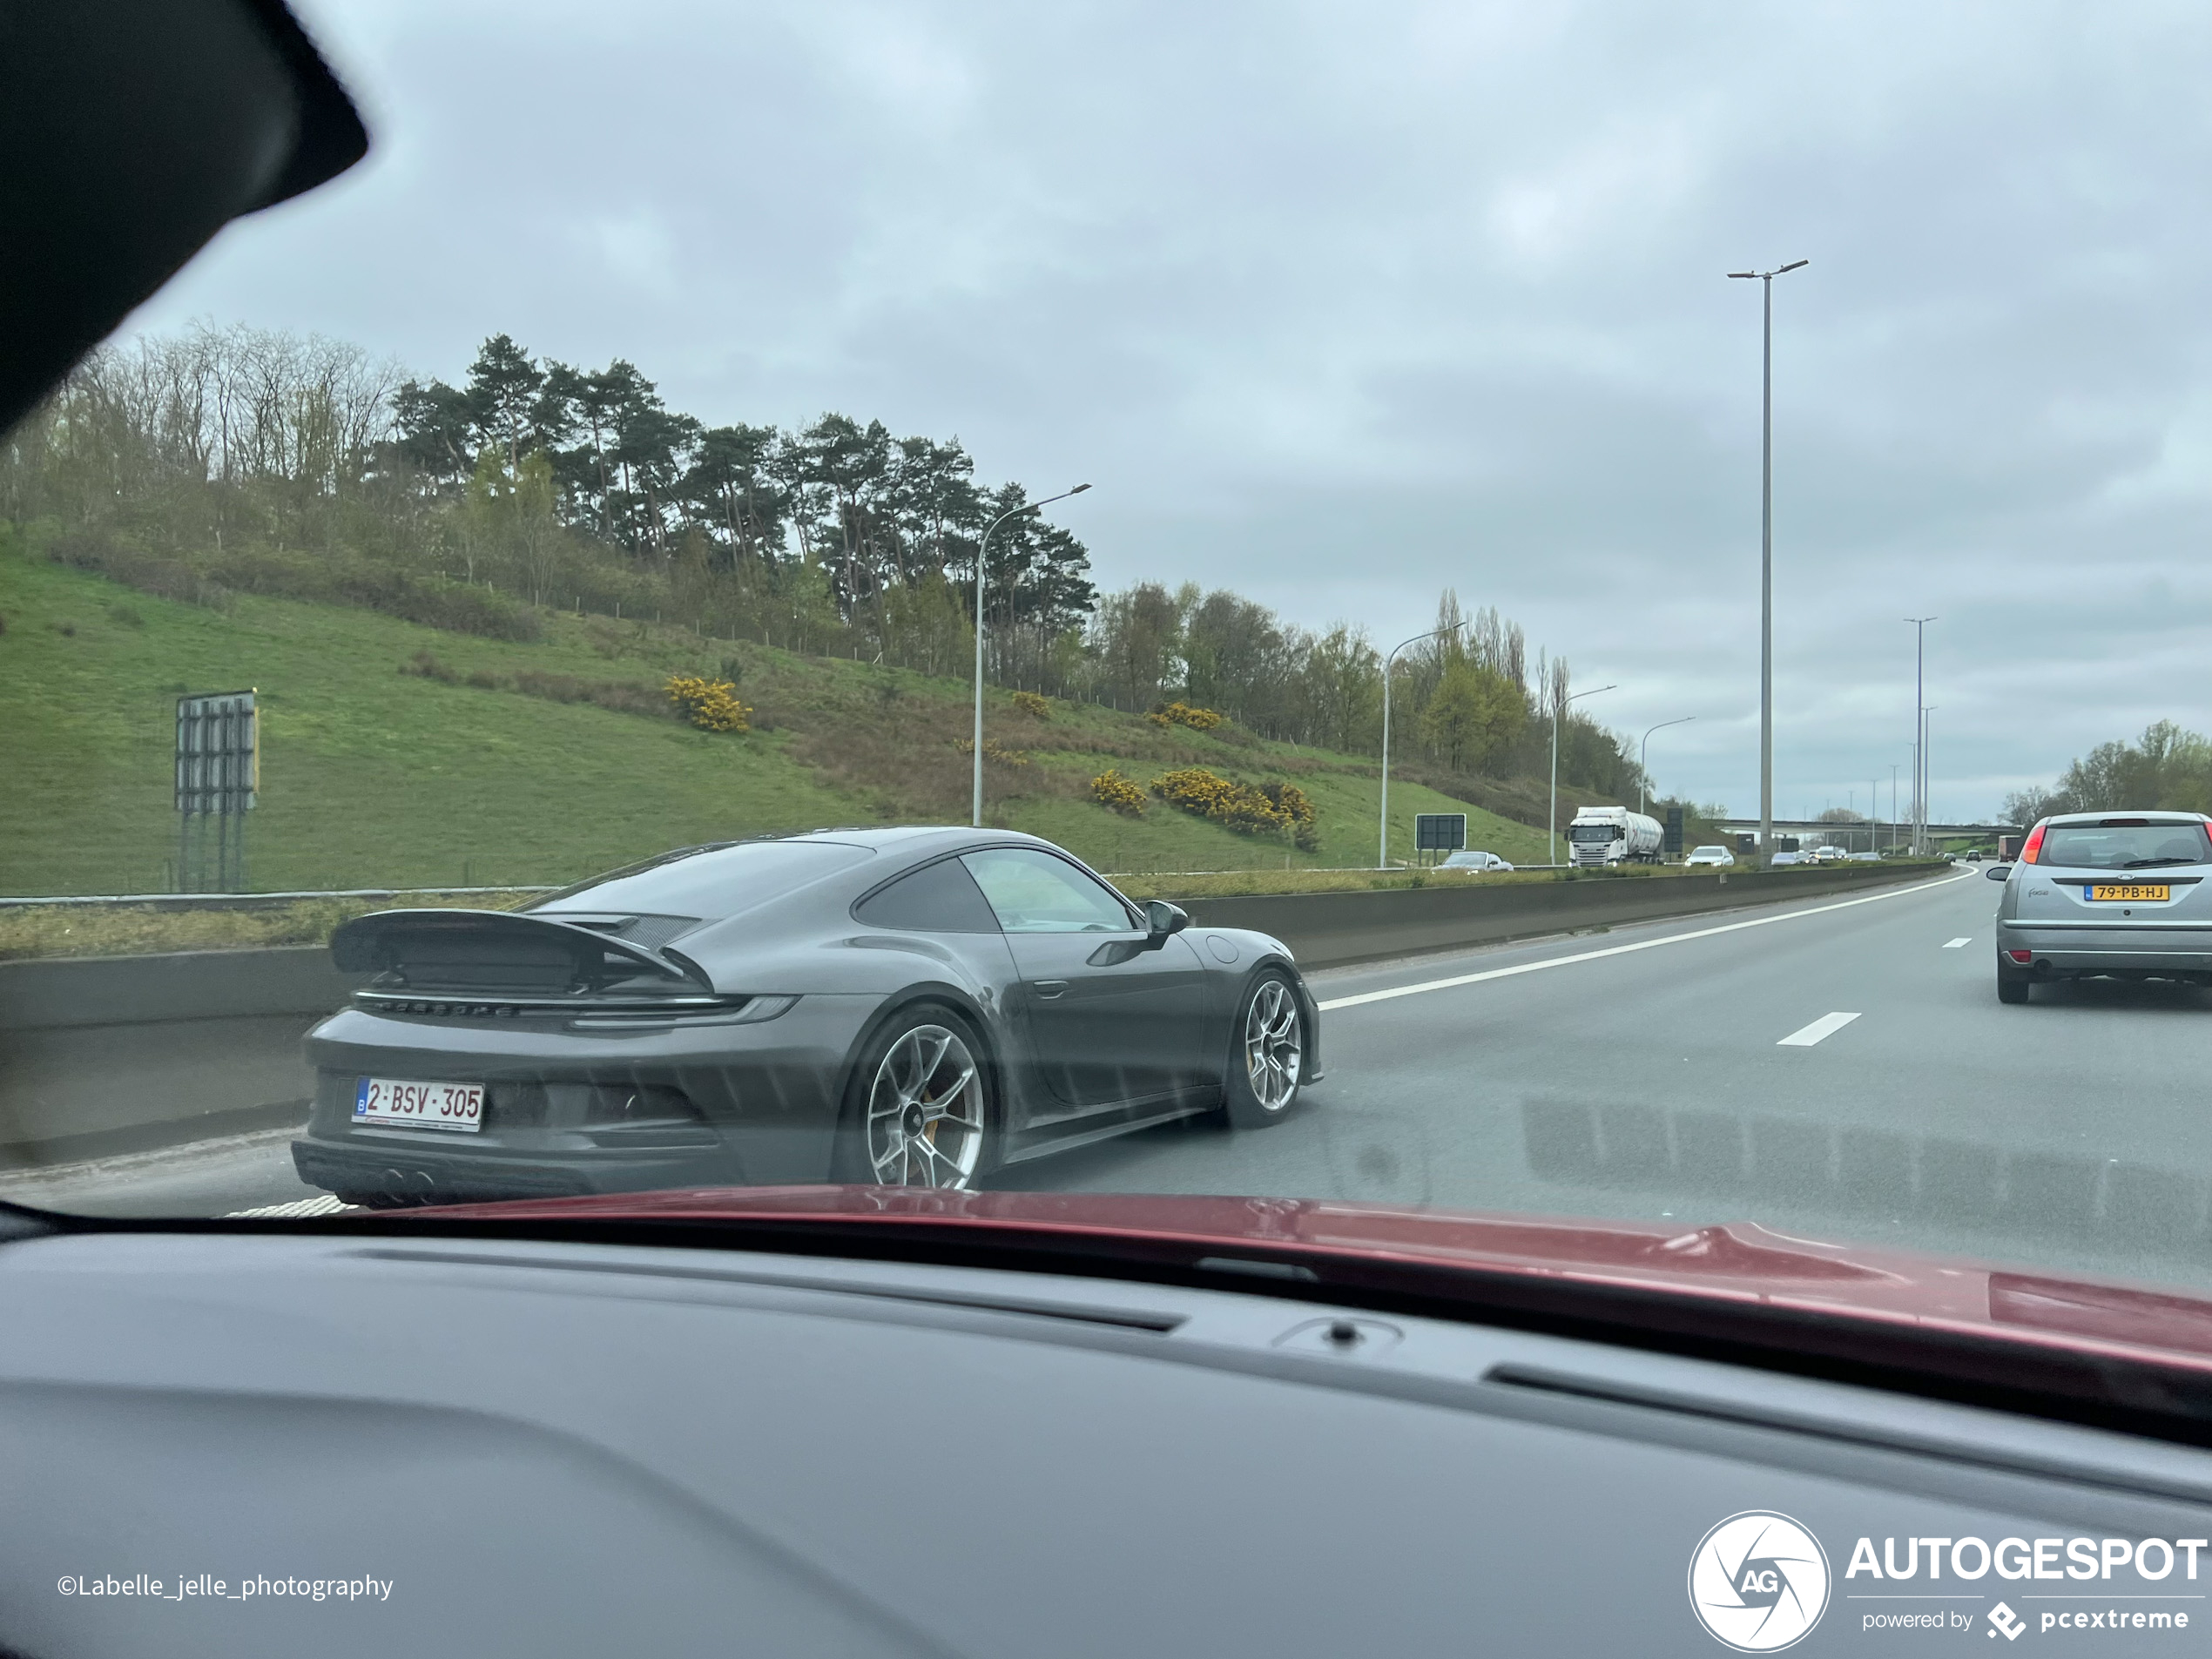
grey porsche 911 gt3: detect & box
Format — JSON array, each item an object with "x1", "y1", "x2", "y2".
[{"x1": 290, "y1": 828, "x2": 1323, "y2": 1205}]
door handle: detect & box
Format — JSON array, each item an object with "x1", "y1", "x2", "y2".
[{"x1": 1032, "y1": 981, "x2": 1069, "y2": 1001}]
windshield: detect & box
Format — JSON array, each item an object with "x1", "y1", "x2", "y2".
[{"x1": 11, "y1": 1, "x2": 2212, "y2": 1346}]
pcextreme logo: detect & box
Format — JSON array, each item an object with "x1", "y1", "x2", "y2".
[{"x1": 1689, "y1": 1512, "x2": 1832, "y2": 1652}]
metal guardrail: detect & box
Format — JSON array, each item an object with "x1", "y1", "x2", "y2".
[{"x1": 0, "y1": 887, "x2": 558, "y2": 912}]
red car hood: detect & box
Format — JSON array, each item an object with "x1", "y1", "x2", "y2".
[{"x1": 408, "y1": 1185, "x2": 2212, "y2": 1377}]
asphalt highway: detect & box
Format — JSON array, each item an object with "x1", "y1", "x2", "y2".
[
  {"x1": 1022, "y1": 867, "x2": 2212, "y2": 1291},
  {"x1": 13, "y1": 867, "x2": 2212, "y2": 1291}
]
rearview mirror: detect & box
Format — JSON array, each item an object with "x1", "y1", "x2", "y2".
[
  {"x1": 0, "y1": 0, "x2": 368, "y2": 431},
  {"x1": 1985, "y1": 864, "x2": 2013, "y2": 880},
  {"x1": 1143, "y1": 900, "x2": 1190, "y2": 939}
]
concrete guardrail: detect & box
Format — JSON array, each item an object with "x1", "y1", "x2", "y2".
[
  {"x1": 1180, "y1": 861, "x2": 1951, "y2": 969},
  {"x1": 0, "y1": 860, "x2": 1952, "y2": 1165}
]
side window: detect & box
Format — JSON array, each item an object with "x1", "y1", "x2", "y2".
[
  {"x1": 960, "y1": 848, "x2": 1136, "y2": 934},
  {"x1": 853, "y1": 858, "x2": 1002, "y2": 934}
]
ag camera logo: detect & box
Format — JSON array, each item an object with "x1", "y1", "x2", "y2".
[{"x1": 1689, "y1": 1511, "x2": 1831, "y2": 1651}]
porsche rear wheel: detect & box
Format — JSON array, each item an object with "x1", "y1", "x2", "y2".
[
  {"x1": 1223, "y1": 971, "x2": 1304, "y2": 1130},
  {"x1": 834, "y1": 1005, "x2": 996, "y2": 1189}
]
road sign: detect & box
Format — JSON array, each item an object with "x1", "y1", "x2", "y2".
[
  {"x1": 176, "y1": 690, "x2": 258, "y2": 814},
  {"x1": 175, "y1": 689, "x2": 257, "y2": 891},
  {"x1": 1663, "y1": 806, "x2": 1684, "y2": 854},
  {"x1": 1414, "y1": 813, "x2": 1467, "y2": 853}
]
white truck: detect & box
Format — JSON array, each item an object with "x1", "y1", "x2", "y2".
[{"x1": 1566, "y1": 806, "x2": 1665, "y2": 868}]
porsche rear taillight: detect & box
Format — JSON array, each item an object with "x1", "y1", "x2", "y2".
[{"x1": 2020, "y1": 821, "x2": 2047, "y2": 864}]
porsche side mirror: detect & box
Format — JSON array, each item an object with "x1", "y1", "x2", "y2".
[
  {"x1": 1986, "y1": 863, "x2": 2013, "y2": 880},
  {"x1": 1143, "y1": 900, "x2": 1190, "y2": 941},
  {"x1": 0, "y1": 0, "x2": 368, "y2": 432}
]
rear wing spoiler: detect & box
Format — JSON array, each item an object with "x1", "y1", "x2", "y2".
[{"x1": 330, "y1": 909, "x2": 708, "y2": 994}]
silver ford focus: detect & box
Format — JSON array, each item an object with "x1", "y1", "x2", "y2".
[{"x1": 1989, "y1": 812, "x2": 2212, "y2": 1002}]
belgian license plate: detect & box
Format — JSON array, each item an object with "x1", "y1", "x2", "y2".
[
  {"x1": 354, "y1": 1077, "x2": 483, "y2": 1133},
  {"x1": 2089, "y1": 883, "x2": 2170, "y2": 902}
]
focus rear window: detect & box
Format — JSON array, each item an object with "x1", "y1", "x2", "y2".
[
  {"x1": 2039, "y1": 823, "x2": 2211, "y2": 870},
  {"x1": 853, "y1": 859, "x2": 1001, "y2": 934},
  {"x1": 534, "y1": 841, "x2": 874, "y2": 917}
]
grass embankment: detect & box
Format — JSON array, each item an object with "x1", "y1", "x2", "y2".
[{"x1": 0, "y1": 538, "x2": 1547, "y2": 894}]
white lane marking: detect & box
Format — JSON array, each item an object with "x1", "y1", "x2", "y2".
[
  {"x1": 1316, "y1": 871, "x2": 1973, "y2": 1012},
  {"x1": 223, "y1": 1194, "x2": 352, "y2": 1219},
  {"x1": 1943, "y1": 936, "x2": 1972, "y2": 949},
  {"x1": 1777, "y1": 1011, "x2": 1861, "y2": 1047}
]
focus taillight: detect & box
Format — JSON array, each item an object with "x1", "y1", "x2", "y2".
[
  {"x1": 2020, "y1": 821, "x2": 2047, "y2": 864},
  {"x1": 2007, "y1": 949, "x2": 2033, "y2": 964}
]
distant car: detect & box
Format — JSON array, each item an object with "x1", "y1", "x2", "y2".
[
  {"x1": 1990, "y1": 812, "x2": 2212, "y2": 1003},
  {"x1": 1770, "y1": 851, "x2": 1810, "y2": 867},
  {"x1": 1683, "y1": 846, "x2": 1735, "y2": 867},
  {"x1": 1846, "y1": 850, "x2": 1881, "y2": 862},
  {"x1": 1811, "y1": 846, "x2": 1846, "y2": 863},
  {"x1": 1439, "y1": 850, "x2": 1513, "y2": 873}
]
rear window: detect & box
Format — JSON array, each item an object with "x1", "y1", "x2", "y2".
[
  {"x1": 530, "y1": 840, "x2": 874, "y2": 917},
  {"x1": 853, "y1": 858, "x2": 1001, "y2": 934},
  {"x1": 2038, "y1": 822, "x2": 2211, "y2": 870}
]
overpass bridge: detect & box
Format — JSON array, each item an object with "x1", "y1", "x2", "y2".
[{"x1": 1710, "y1": 818, "x2": 2015, "y2": 853}]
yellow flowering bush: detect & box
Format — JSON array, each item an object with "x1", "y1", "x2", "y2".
[
  {"x1": 1090, "y1": 768, "x2": 1147, "y2": 816},
  {"x1": 954, "y1": 737, "x2": 1032, "y2": 766},
  {"x1": 1146, "y1": 701, "x2": 1224, "y2": 731},
  {"x1": 1151, "y1": 767, "x2": 1318, "y2": 847},
  {"x1": 1011, "y1": 691, "x2": 1052, "y2": 719},
  {"x1": 1259, "y1": 781, "x2": 1319, "y2": 850},
  {"x1": 664, "y1": 675, "x2": 752, "y2": 732}
]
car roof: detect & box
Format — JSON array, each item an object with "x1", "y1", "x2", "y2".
[
  {"x1": 2040, "y1": 812, "x2": 2211, "y2": 826},
  {"x1": 776, "y1": 826, "x2": 1063, "y2": 855}
]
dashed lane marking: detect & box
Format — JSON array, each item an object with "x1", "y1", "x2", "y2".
[
  {"x1": 223, "y1": 1194, "x2": 353, "y2": 1219},
  {"x1": 1777, "y1": 1011, "x2": 1862, "y2": 1047},
  {"x1": 1944, "y1": 937, "x2": 1972, "y2": 948},
  {"x1": 1315, "y1": 872, "x2": 1973, "y2": 1013}
]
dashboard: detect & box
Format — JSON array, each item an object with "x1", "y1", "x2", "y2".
[{"x1": 1, "y1": 1223, "x2": 2207, "y2": 1656}]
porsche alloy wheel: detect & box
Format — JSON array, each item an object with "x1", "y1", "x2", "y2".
[
  {"x1": 1224, "y1": 972, "x2": 1304, "y2": 1129},
  {"x1": 861, "y1": 1021, "x2": 989, "y2": 1188}
]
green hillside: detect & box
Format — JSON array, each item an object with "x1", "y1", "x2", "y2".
[{"x1": 0, "y1": 543, "x2": 1551, "y2": 894}]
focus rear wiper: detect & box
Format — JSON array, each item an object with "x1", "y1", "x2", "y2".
[{"x1": 2122, "y1": 857, "x2": 2197, "y2": 868}]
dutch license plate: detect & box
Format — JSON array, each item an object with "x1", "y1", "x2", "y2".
[
  {"x1": 354, "y1": 1076, "x2": 483, "y2": 1133},
  {"x1": 2089, "y1": 883, "x2": 2170, "y2": 903}
]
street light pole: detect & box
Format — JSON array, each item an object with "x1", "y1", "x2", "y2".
[
  {"x1": 1377, "y1": 619, "x2": 1473, "y2": 869},
  {"x1": 1891, "y1": 763, "x2": 1899, "y2": 853},
  {"x1": 1904, "y1": 616, "x2": 1935, "y2": 855},
  {"x1": 1551, "y1": 683, "x2": 1618, "y2": 865},
  {"x1": 1637, "y1": 717, "x2": 1695, "y2": 816},
  {"x1": 1729, "y1": 259, "x2": 1808, "y2": 867},
  {"x1": 972, "y1": 483, "x2": 1090, "y2": 826}
]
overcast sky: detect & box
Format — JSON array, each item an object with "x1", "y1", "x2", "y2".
[{"x1": 133, "y1": 1, "x2": 2212, "y2": 821}]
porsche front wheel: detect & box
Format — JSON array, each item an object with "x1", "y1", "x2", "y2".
[{"x1": 1223, "y1": 971, "x2": 1305, "y2": 1130}]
